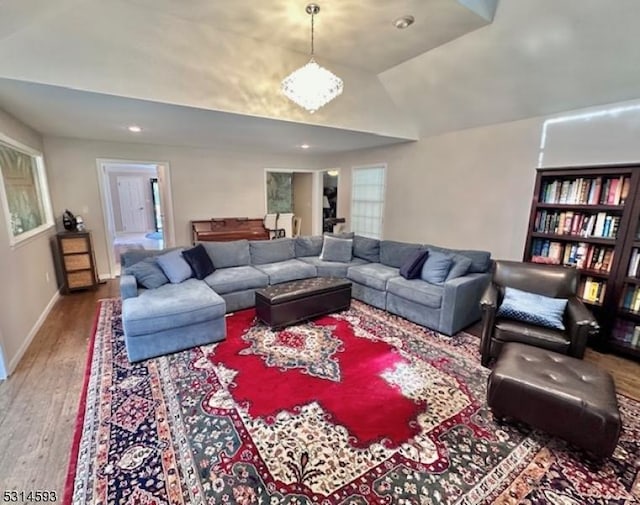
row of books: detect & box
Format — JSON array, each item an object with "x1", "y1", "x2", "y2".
[
  {"x1": 530, "y1": 239, "x2": 614, "y2": 272},
  {"x1": 539, "y1": 176, "x2": 630, "y2": 206},
  {"x1": 621, "y1": 285, "x2": 640, "y2": 312},
  {"x1": 611, "y1": 320, "x2": 640, "y2": 349},
  {"x1": 533, "y1": 210, "x2": 619, "y2": 239},
  {"x1": 627, "y1": 248, "x2": 640, "y2": 278},
  {"x1": 578, "y1": 277, "x2": 607, "y2": 304}
]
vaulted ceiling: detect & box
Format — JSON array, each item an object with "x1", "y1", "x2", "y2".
[{"x1": 0, "y1": 0, "x2": 639, "y2": 154}]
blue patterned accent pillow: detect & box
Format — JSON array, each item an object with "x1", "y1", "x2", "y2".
[{"x1": 497, "y1": 287, "x2": 567, "y2": 330}]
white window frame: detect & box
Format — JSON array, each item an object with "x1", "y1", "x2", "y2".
[
  {"x1": 0, "y1": 133, "x2": 54, "y2": 247},
  {"x1": 350, "y1": 163, "x2": 386, "y2": 239}
]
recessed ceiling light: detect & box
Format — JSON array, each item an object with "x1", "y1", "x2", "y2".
[
  {"x1": 128, "y1": 125, "x2": 142, "y2": 133},
  {"x1": 393, "y1": 15, "x2": 415, "y2": 29},
  {"x1": 300, "y1": 144, "x2": 310, "y2": 149}
]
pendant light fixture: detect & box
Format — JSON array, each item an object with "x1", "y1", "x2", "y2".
[{"x1": 281, "y1": 4, "x2": 343, "y2": 113}]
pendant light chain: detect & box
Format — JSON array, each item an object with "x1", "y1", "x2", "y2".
[{"x1": 310, "y1": 9, "x2": 315, "y2": 57}]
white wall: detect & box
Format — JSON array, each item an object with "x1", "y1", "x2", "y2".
[
  {"x1": 43, "y1": 137, "x2": 324, "y2": 278},
  {"x1": 0, "y1": 108, "x2": 58, "y2": 377},
  {"x1": 324, "y1": 98, "x2": 640, "y2": 262}
]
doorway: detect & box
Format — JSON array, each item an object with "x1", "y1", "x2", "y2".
[
  {"x1": 97, "y1": 159, "x2": 175, "y2": 277},
  {"x1": 264, "y1": 169, "x2": 323, "y2": 236},
  {"x1": 322, "y1": 170, "x2": 343, "y2": 233}
]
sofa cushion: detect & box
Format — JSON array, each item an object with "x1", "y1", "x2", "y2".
[
  {"x1": 201, "y1": 239, "x2": 250, "y2": 268},
  {"x1": 399, "y1": 248, "x2": 429, "y2": 279},
  {"x1": 120, "y1": 247, "x2": 181, "y2": 268},
  {"x1": 427, "y1": 245, "x2": 491, "y2": 274},
  {"x1": 295, "y1": 236, "x2": 324, "y2": 257},
  {"x1": 182, "y1": 244, "x2": 215, "y2": 280},
  {"x1": 299, "y1": 256, "x2": 367, "y2": 277},
  {"x1": 250, "y1": 238, "x2": 295, "y2": 265},
  {"x1": 353, "y1": 235, "x2": 380, "y2": 263},
  {"x1": 446, "y1": 254, "x2": 473, "y2": 281},
  {"x1": 320, "y1": 235, "x2": 353, "y2": 262},
  {"x1": 156, "y1": 249, "x2": 192, "y2": 283},
  {"x1": 122, "y1": 279, "x2": 225, "y2": 336},
  {"x1": 124, "y1": 258, "x2": 168, "y2": 289},
  {"x1": 380, "y1": 240, "x2": 425, "y2": 268},
  {"x1": 386, "y1": 277, "x2": 443, "y2": 309},
  {"x1": 421, "y1": 250, "x2": 453, "y2": 285},
  {"x1": 325, "y1": 231, "x2": 355, "y2": 239},
  {"x1": 253, "y1": 259, "x2": 317, "y2": 285},
  {"x1": 347, "y1": 263, "x2": 399, "y2": 291},
  {"x1": 203, "y1": 265, "x2": 268, "y2": 295},
  {"x1": 497, "y1": 287, "x2": 567, "y2": 330}
]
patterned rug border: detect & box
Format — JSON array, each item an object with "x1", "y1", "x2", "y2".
[
  {"x1": 62, "y1": 298, "x2": 640, "y2": 504},
  {"x1": 63, "y1": 299, "x2": 104, "y2": 505}
]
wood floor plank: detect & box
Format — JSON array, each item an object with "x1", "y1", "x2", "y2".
[{"x1": 0, "y1": 279, "x2": 638, "y2": 495}]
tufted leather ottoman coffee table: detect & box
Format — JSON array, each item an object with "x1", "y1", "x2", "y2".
[
  {"x1": 487, "y1": 342, "x2": 621, "y2": 459},
  {"x1": 255, "y1": 277, "x2": 352, "y2": 329}
]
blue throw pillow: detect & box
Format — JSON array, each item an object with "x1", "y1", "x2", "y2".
[
  {"x1": 420, "y1": 250, "x2": 453, "y2": 285},
  {"x1": 182, "y1": 244, "x2": 215, "y2": 280},
  {"x1": 125, "y1": 258, "x2": 168, "y2": 289},
  {"x1": 320, "y1": 235, "x2": 353, "y2": 262},
  {"x1": 156, "y1": 249, "x2": 192, "y2": 283},
  {"x1": 497, "y1": 287, "x2": 567, "y2": 330},
  {"x1": 400, "y1": 248, "x2": 429, "y2": 279}
]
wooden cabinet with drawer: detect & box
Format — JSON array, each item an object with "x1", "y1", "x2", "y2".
[{"x1": 57, "y1": 231, "x2": 98, "y2": 293}]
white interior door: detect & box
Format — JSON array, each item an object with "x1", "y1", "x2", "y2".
[{"x1": 117, "y1": 175, "x2": 147, "y2": 232}]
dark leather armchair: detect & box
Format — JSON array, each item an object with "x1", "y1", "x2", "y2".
[{"x1": 479, "y1": 260, "x2": 599, "y2": 367}]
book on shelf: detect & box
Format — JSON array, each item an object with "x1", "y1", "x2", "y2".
[
  {"x1": 593, "y1": 212, "x2": 607, "y2": 237},
  {"x1": 620, "y1": 177, "x2": 631, "y2": 205},
  {"x1": 590, "y1": 177, "x2": 603, "y2": 205},
  {"x1": 612, "y1": 320, "x2": 638, "y2": 346},
  {"x1": 628, "y1": 248, "x2": 640, "y2": 278},
  {"x1": 580, "y1": 276, "x2": 606, "y2": 304},
  {"x1": 606, "y1": 177, "x2": 620, "y2": 205},
  {"x1": 601, "y1": 249, "x2": 614, "y2": 272},
  {"x1": 602, "y1": 215, "x2": 612, "y2": 238},
  {"x1": 633, "y1": 288, "x2": 640, "y2": 313}
]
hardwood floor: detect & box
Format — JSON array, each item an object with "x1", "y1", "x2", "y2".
[
  {"x1": 0, "y1": 280, "x2": 119, "y2": 497},
  {"x1": 0, "y1": 281, "x2": 638, "y2": 495}
]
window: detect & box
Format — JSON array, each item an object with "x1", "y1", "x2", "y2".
[
  {"x1": 351, "y1": 164, "x2": 385, "y2": 239},
  {"x1": 0, "y1": 135, "x2": 54, "y2": 246}
]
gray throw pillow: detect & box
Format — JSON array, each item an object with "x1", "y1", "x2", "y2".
[
  {"x1": 295, "y1": 236, "x2": 324, "y2": 257},
  {"x1": 125, "y1": 258, "x2": 168, "y2": 289},
  {"x1": 156, "y1": 249, "x2": 192, "y2": 283},
  {"x1": 446, "y1": 254, "x2": 473, "y2": 281},
  {"x1": 421, "y1": 250, "x2": 453, "y2": 285},
  {"x1": 320, "y1": 235, "x2": 353, "y2": 263},
  {"x1": 353, "y1": 235, "x2": 380, "y2": 263}
]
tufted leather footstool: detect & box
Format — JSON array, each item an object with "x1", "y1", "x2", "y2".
[
  {"x1": 487, "y1": 342, "x2": 621, "y2": 458},
  {"x1": 255, "y1": 277, "x2": 351, "y2": 329}
]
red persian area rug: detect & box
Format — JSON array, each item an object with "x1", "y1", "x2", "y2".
[{"x1": 64, "y1": 298, "x2": 640, "y2": 505}]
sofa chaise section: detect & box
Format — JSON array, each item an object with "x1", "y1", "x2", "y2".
[{"x1": 122, "y1": 278, "x2": 226, "y2": 362}]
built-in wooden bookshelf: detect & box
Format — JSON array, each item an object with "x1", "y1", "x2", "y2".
[{"x1": 523, "y1": 164, "x2": 640, "y2": 361}]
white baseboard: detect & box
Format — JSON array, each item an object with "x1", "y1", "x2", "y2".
[{"x1": 8, "y1": 289, "x2": 61, "y2": 376}]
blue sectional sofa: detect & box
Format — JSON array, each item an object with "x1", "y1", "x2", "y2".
[{"x1": 120, "y1": 236, "x2": 491, "y2": 361}]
